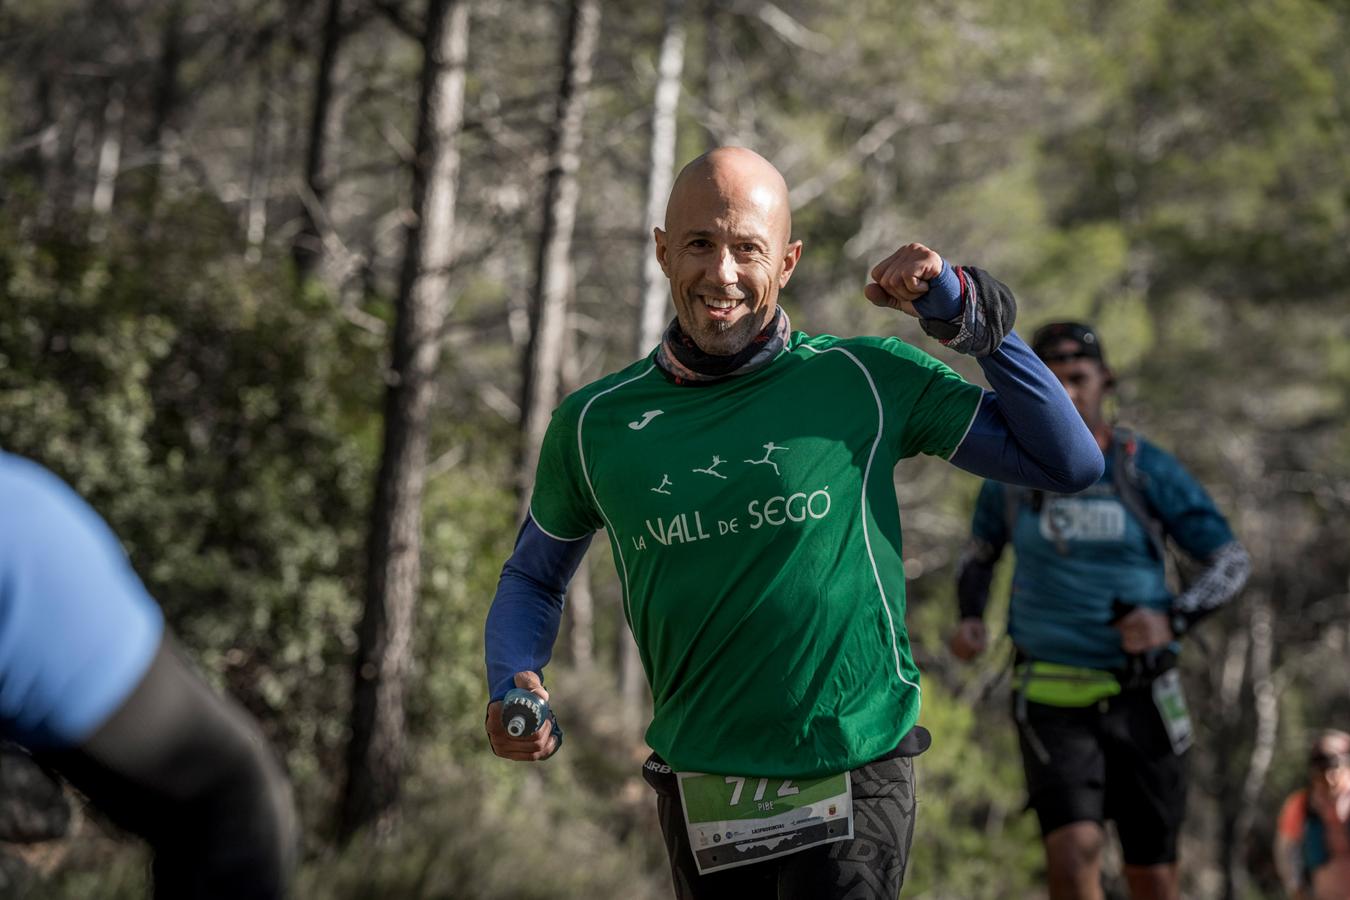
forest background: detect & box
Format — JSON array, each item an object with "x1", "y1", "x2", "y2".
[{"x1": 1, "y1": 0, "x2": 1348, "y2": 897}]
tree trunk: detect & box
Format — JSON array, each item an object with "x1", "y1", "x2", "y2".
[
  {"x1": 339, "y1": 0, "x2": 468, "y2": 844},
  {"x1": 293, "y1": 0, "x2": 346, "y2": 282},
  {"x1": 515, "y1": 0, "x2": 601, "y2": 514},
  {"x1": 88, "y1": 81, "x2": 125, "y2": 241},
  {"x1": 1224, "y1": 592, "x2": 1277, "y2": 900},
  {"x1": 636, "y1": 0, "x2": 685, "y2": 354},
  {"x1": 244, "y1": 61, "x2": 275, "y2": 260},
  {"x1": 141, "y1": 0, "x2": 186, "y2": 214},
  {"x1": 1221, "y1": 505, "x2": 1276, "y2": 900},
  {"x1": 39, "y1": 87, "x2": 84, "y2": 230},
  {"x1": 620, "y1": 0, "x2": 685, "y2": 715},
  {"x1": 699, "y1": 0, "x2": 753, "y2": 149}
]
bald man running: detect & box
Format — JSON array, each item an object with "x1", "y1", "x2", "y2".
[{"x1": 484, "y1": 147, "x2": 1103, "y2": 898}]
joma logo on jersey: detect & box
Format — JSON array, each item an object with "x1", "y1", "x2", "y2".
[{"x1": 628, "y1": 410, "x2": 664, "y2": 430}]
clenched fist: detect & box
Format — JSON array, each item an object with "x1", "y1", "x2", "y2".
[{"x1": 865, "y1": 243, "x2": 945, "y2": 318}]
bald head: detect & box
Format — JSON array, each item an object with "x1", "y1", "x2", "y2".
[
  {"x1": 665, "y1": 147, "x2": 792, "y2": 249},
  {"x1": 653, "y1": 147, "x2": 802, "y2": 355}
]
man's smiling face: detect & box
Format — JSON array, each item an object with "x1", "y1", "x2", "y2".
[{"x1": 654, "y1": 148, "x2": 802, "y2": 356}]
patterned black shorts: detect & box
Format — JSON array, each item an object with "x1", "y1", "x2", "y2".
[{"x1": 642, "y1": 750, "x2": 918, "y2": 900}]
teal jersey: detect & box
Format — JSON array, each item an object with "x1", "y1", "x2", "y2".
[
  {"x1": 530, "y1": 331, "x2": 982, "y2": 778},
  {"x1": 972, "y1": 436, "x2": 1235, "y2": 670}
]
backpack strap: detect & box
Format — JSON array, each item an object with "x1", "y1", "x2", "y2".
[
  {"x1": 1111, "y1": 426, "x2": 1167, "y2": 561},
  {"x1": 1004, "y1": 484, "x2": 1064, "y2": 554}
]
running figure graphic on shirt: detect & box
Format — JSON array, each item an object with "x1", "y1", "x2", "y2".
[
  {"x1": 692, "y1": 456, "x2": 729, "y2": 480},
  {"x1": 744, "y1": 443, "x2": 789, "y2": 476},
  {"x1": 651, "y1": 474, "x2": 673, "y2": 495}
]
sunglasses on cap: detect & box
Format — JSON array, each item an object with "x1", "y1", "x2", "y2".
[{"x1": 1032, "y1": 322, "x2": 1105, "y2": 363}]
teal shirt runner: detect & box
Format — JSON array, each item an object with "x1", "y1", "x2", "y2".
[{"x1": 972, "y1": 435, "x2": 1235, "y2": 671}]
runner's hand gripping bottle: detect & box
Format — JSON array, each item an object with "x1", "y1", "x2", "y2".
[{"x1": 501, "y1": 688, "x2": 551, "y2": 737}]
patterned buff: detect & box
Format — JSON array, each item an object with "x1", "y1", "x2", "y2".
[{"x1": 655, "y1": 307, "x2": 792, "y2": 385}]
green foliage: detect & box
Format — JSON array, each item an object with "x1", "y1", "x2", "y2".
[
  {"x1": 910, "y1": 683, "x2": 1045, "y2": 899},
  {"x1": 295, "y1": 760, "x2": 667, "y2": 900},
  {"x1": 4, "y1": 0, "x2": 1349, "y2": 895},
  {"x1": 0, "y1": 195, "x2": 381, "y2": 805},
  {"x1": 409, "y1": 464, "x2": 518, "y2": 758}
]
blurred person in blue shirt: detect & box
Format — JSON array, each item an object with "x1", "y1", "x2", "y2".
[{"x1": 0, "y1": 451, "x2": 296, "y2": 898}]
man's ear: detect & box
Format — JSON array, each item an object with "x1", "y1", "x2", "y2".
[
  {"x1": 1102, "y1": 365, "x2": 1117, "y2": 391},
  {"x1": 654, "y1": 228, "x2": 670, "y2": 277},
  {"x1": 778, "y1": 239, "x2": 803, "y2": 288}
]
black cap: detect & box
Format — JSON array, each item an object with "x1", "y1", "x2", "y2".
[
  {"x1": 1310, "y1": 748, "x2": 1350, "y2": 770},
  {"x1": 1308, "y1": 731, "x2": 1350, "y2": 770},
  {"x1": 1032, "y1": 321, "x2": 1105, "y2": 364}
]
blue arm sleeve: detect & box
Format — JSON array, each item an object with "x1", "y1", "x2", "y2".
[
  {"x1": 948, "y1": 332, "x2": 1104, "y2": 492},
  {"x1": 0, "y1": 454, "x2": 165, "y2": 748},
  {"x1": 483, "y1": 516, "x2": 593, "y2": 701}
]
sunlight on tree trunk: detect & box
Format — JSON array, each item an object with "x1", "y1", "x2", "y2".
[
  {"x1": 516, "y1": 0, "x2": 601, "y2": 517},
  {"x1": 340, "y1": 0, "x2": 468, "y2": 844},
  {"x1": 636, "y1": 0, "x2": 685, "y2": 354},
  {"x1": 88, "y1": 82, "x2": 125, "y2": 243},
  {"x1": 621, "y1": 0, "x2": 685, "y2": 722},
  {"x1": 244, "y1": 60, "x2": 275, "y2": 262}
]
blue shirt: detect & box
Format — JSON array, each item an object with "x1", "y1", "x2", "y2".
[
  {"x1": 0, "y1": 453, "x2": 164, "y2": 747},
  {"x1": 972, "y1": 435, "x2": 1234, "y2": 670}
]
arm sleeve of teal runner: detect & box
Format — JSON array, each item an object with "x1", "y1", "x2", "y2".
[
  {"x1": 0, "y1": 454, "x2": 164, "y2": 749},
  {"x1": 1139, "y1": 441, "x2": 1235, "y2": 560},
  {"x1": 1138, "y1": 442, "x2": 1251, "y2": 626}
]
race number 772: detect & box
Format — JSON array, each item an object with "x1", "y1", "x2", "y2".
[{"x1": 724, "y1": 776, "x2": 801, "y2": 806}]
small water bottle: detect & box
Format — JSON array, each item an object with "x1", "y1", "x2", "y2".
[{"x1": 501, "y1": 688, "x2": 550, "y2": 737}]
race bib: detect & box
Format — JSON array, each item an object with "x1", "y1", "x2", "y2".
[
  {"x1": 676, "y1": 771, "x2": 852, "y2": 875},
  {"x1": 1152, "y1": 669, "x2": 1193, "y2": 755}
]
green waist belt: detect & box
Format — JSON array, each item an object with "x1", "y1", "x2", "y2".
[{"x1": 1015, "y1": 661, "x2": 1121, "y2": 707}]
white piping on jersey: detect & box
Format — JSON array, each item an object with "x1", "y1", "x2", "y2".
[
  {"x1": 526, "y1": 509, "x2": 592, "y2": 543},
  {"x1": 576, "y1": 364, "x2": 659, "y2": 628},
  {"x1": 947, "y1": 390, "x2": 984, "y2": 461},
  {"x1": 801, "y1": 343, "x2": 919, "y2": 693}
]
